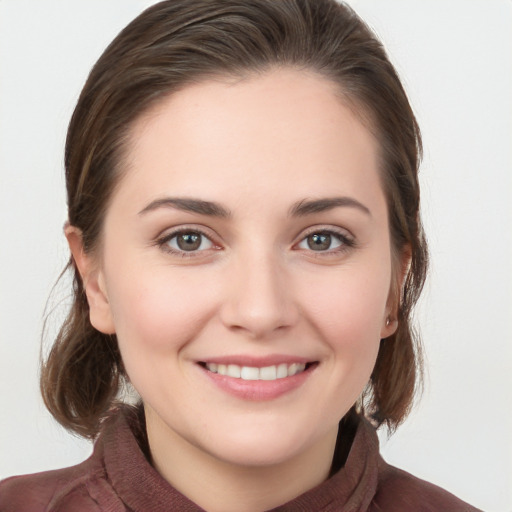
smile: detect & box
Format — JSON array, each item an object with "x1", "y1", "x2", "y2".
[
  {"x1": 198, "y1": 358, "x2": 317, "y2": 400},
  {"x1": 205, "y1": 362, "x2": 307, "y2": 381}
]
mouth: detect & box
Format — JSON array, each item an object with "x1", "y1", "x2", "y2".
[
  {"x1": 196, "y1": 356, "x2": 319, "y2": 400},
  {"x1": 198, "y1": 361, "x2": 317, "y2": 381}
]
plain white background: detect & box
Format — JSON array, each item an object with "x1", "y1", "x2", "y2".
[{"x1": 0, "y1": 1, "x2": 511, "y2": 510}]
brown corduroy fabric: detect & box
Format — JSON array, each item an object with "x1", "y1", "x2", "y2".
[{"x1": 0, "y1": 407, "x2": 480, "y2": 511}]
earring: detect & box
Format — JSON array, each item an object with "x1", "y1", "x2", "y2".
[{"x1": 386, "y1": 316, "x2": 396, "y2": 327}]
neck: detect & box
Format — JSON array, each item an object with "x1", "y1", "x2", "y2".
[{"x1": 145, "y1": 406, "x2": 339, "y2": 512}]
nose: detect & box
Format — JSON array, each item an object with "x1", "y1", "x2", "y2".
[{"x1": 219, "y1": 250, "x2": 299, "y2": 339}]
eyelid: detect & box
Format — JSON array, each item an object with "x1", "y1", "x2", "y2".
[
  {"x1": 293, "y1": 225, "x2": 356, "y2": 254},
  {"x1": 155, "y1": 225, "x2": 221, "y2": 257},
  {"x1": 298, "y1": 224, "x2": 353, "y2": 238},
  {"x1": 153, "y1": 223, "x2": 356, "y2": 258},
  {"x1": 295, "y1": 224, "x2": 354, "y2": 243}
]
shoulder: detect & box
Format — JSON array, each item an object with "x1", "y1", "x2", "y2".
[
  {"x1": 372, "y1": 459, "x2": 482, "y2": 512},
  {"x1": 349, "y1": 414, "x2": 481, "y2": 511},
  {"x1": 0, "y1": 408, "x2": 143, "y2": 511},
  {"x1": 0, "y1": 458, "x2": 110, "y2": 512},
  {"x1": 0, "y1": 450, "x2": 122, "y2": 512}
]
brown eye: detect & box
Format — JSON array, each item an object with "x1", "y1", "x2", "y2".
[
  {"x1": 177, "y1": 232, "x2": 201, "y2": 251},
  {"x1": 165, "y1": 231, "x2": 214, "y2": 253},
  {"x1": 307, "y1": 233, "x2": 332, "y2": 251},
  {"x1": 297, "y1": 231, "x2": 348, "y2": 253}
]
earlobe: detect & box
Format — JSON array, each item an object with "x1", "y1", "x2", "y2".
[
  {"x1": 380, "y1": 314, "x2": 398, "y2": 339},
  {"x1": 64, "y1": 224, "x2": 116, "y2": 335},
  {"x1": 381, "y1": 245, "x2": 411, "y2": 339}
]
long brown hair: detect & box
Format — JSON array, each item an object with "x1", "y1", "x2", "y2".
[{"x1": 41, "y1": 0, "x2": 427, "y2": 439}]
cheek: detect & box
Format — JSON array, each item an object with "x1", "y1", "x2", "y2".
[
  {"x1": 105, "y1": 265, "x2": 219, "y2": 356},
  {"x1": 303, "y1": 267, "x2": 391, "y2": 340},
  {"x1": 299, "y1": 261, "x2": 391, "y2": 382}
]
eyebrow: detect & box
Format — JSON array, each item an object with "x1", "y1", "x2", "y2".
[
  {"x1": 289, "y1": 197, "x2": 371, "y2": 217},
  {"x1": 138, "y1": 195, "x2": 371, "y2": 218},
  {"x1": 138, "y1": 197, "x2": 231, "y2": 218}
]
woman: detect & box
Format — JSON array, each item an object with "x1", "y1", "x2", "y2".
[{"x1": 0, "y1": 0, "x2": 482, "y2": 510}]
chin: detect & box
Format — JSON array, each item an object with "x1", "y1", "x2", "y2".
[
  {"x1": 198, "y1": 421, "x2": 328, "y2": 468},
  {"x1": 209, "y1": 438, "x2": 304, "y2": 468}
]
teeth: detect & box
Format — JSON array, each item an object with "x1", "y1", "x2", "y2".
[
  {"x1": 288, "y1": 363, "x2": 297, "y2": 376},
  {"x1": 227, "y1": 364, "x2": 241, "y2": 378},
  {"x1": 205, "y1": 362, "x2": 307, "y2": 381},
  {"x1": 260, "y1": 365, "x2": 277, "y2": 381},
  {"x1": 277, "y1": 363, "x2": 288, "y2": 378},
  {"x1": 240, "y1": 366, "x2": 259, "y2": 380}
]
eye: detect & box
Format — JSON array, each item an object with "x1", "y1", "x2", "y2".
[
  {"x1": 296, "y1": 230, "x2": 353, "y2": 253},
  {"x1": 162, "y1": 230, "x2": 214, "y2": 253}
]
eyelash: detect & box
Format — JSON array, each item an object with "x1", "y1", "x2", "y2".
[
  {"x1": 155, "y1": 226, "x2": 355, "y2": 258},
  {"x1": 156, "y1": 227, "x2": 217, "y2": 258},
  {"x1": 296, "y1": 227, "x2": 356, "y2": 257}
]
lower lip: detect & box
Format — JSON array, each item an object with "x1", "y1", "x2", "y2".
[{"x1": 199, "y1": 364, "x2": 315, "y2": 401}]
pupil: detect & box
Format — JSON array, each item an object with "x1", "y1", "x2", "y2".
[
  {"x1": 308, "y1": 233, "x2": 331, "y2": 251},
  {"x1": 177, "y1": 233, "x2": 201, "y2": 251}
]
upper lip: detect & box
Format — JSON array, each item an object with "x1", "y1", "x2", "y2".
[{"x1": 198, "y1": 355, "x2": 315, "y2": 367}]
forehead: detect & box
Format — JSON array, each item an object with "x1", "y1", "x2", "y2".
[{"x1": 115, "y1": 68, "x2": 384, "y2": 215}]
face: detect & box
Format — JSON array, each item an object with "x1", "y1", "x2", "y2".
[{"x1": 78, "y1": 68, "x2": 398, "y2": 468}]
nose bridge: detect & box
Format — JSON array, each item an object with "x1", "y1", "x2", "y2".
[{"x1": 220, "y1": 243, "x2": 297, "y2": 338}]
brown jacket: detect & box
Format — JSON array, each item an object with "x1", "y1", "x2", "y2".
[{"x1": 0, "y1": 407, "x2": 481, "y2": 511}]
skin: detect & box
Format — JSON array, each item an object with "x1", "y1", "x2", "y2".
[{"x1": 68, "y1": 68, "x2": 401, "y2": 512}]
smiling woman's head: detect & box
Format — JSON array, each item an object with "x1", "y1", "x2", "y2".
[{"x1": 42, "y1": 0, "x2": 427, "y2": 439}]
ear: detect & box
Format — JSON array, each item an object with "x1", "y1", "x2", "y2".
[
  {"x1": 65, "y1": 224, "x2": 116, "y2": 334},
  {"x1": 380, "y1": 245, "x2": 412, "y2": 339}
]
